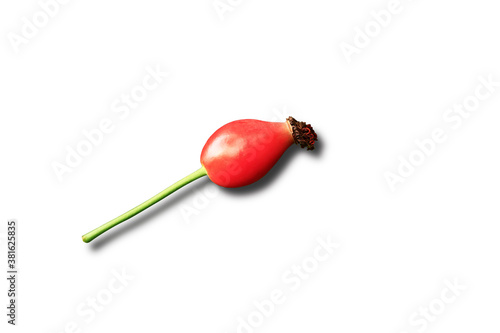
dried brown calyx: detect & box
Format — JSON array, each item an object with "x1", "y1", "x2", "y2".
[{"x1": 286, "y1": 116, "x2": 318, "y2": 151}]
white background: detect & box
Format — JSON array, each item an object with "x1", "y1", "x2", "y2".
[{"x1": 1, "y1": 0, "x2": 500, "y2": 332}]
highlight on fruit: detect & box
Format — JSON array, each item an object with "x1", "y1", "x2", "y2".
[{"x1": 82, "y1": 116, "x2": 318, "y2": 243}]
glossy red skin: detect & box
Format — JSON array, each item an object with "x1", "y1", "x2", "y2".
[{"x1": 200, "y1": 119, "x2": 294, "y2": 188}]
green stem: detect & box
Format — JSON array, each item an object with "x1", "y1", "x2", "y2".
[{"x1": 82, "y1": 166, "x2": 207, "y2": 243}]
